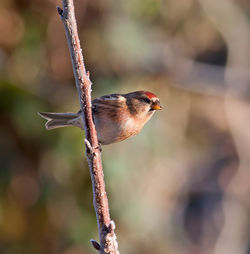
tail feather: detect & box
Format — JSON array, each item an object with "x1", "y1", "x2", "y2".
[{"x1": 38, "y1": 112, "x2": 83, "y2": 130}]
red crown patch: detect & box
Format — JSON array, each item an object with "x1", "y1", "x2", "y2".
[{"x1": 145, "y1": 91, "x2": 157, "y2": 99}]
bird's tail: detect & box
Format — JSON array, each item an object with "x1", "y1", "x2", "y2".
[{"x1": 38, "y1": 112, "x2": 83, "y2": 130}]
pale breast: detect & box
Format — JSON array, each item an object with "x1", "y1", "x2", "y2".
[
  {"x1": 93, "y1": 105, "x2": 154, "y2": 145},
  {"x1": 94, "y1": 114, "x2": 144, "y2": 145}
]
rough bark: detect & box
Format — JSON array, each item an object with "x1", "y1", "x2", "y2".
[{"x1": 57, "y1": 1, "x2": 119, "y2": 253}]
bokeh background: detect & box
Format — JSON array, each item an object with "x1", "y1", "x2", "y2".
[{"x1": 0, "y1": 0, "x2": 249, "y2": 253}]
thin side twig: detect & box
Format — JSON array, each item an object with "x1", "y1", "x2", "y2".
[{"x1": 57, "y1": 1, "x2": 119, "y2": 253}]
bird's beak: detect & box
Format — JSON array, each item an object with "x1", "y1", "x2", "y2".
[{"x1": 151, "y1": 103, "x2": 162, "y2": 110}]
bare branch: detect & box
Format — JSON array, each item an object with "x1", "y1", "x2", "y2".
[{"x1": 57, "y1": 1, "x2": 119, "y2": 253}]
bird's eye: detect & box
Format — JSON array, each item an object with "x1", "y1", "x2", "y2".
[{"x1": 142, "y1": 98, "x2": 151, "y2": 104}]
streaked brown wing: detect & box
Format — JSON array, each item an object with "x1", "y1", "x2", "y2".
[{"x1": 92, "y1": 94, "x2": 126, "y2": 114}]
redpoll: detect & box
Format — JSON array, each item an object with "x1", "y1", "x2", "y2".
[{"x1": 39, "y1": 91, "x2": 162, "y2": 145}]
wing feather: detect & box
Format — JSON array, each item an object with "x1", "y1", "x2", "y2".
[{"x1": 92, "y1": 94, "x2": 126, "y2": 113}]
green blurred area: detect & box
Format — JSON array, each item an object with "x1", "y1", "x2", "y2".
[{"x1": 0, "y1": 0, "x2": 250, "y2": 254}]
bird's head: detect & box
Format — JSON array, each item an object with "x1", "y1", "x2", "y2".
[{"x1": 125, "y1": 91, "x2": 162, "y2": 117}]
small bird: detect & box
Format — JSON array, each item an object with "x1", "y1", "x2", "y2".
[{"x1": 39, "y1": 91, "x2": 162, "y2": 145}]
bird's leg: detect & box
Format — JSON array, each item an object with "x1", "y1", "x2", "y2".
[
  {"x1": 85, "y1": 139, "x2": 93, "y2": 154},
  {"x1": 85, "y1": 139, "x2": 102, "y2": 155},
  {"x1": 95, "y1": 143, "x2": 102, "y2": 152}
]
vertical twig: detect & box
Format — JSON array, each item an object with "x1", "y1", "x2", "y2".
[{"x1": 57, "y1": 1, "x2": 119, "y2": 253}]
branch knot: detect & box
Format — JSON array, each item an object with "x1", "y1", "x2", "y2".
[
  {"x1": 90, "y1": 239, "x2": 101, "y2": 251},
  {"x1": 56, "y1": 6, "x2": 64, "y2": 16},
  {"x1": 101, "y1": 221, "x2": 119, "y2": 254}
]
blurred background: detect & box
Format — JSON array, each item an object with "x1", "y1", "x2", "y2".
[{"x1": 0, "y1": 0, "x2": 249, "y2": 253}]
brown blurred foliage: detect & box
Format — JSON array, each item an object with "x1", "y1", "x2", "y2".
[{"x1": 0, "y1": 0, "x2": 249, "y2": 254}]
